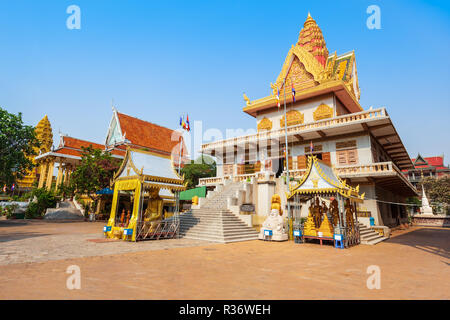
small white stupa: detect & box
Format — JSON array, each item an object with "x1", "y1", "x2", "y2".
[{"x1": 420, "y1": 187, "x2": 433, "y2": 215}]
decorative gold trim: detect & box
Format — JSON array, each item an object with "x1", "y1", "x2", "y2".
[
  {"x1": 273, "y1": 45, "x2": 325, "y2": 94},
  {"x1": 313, "y1": 103, "x2": 333, "y2": 121},
  {"x1": 257, "y1": 117, "x2": 273, "y2": 132},
  {"x1": 280, "y1": 110, "x2": 304, "y2": 127}
]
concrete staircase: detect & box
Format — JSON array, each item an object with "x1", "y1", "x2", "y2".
[
  {"x1": 359, "y1": 222, "x2": 387, "y2": 245},
  {"x1": 44, "y1": 200, "x2": 85, "y2": 220},
  {"x1": 179, "y1": 182, "x2": 259, "y2": 243}
]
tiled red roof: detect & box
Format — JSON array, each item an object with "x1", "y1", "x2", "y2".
[
  {"x1": 116, "y1": 112, "x2": 187, "y2": 157},
  {"x1": 55, "y1": 136, "x2": 123, "y2": 157},
  {"x1": 411, "y1": 156, "x2": 444, "y2": 167},
  {"x1": 61, "y1": 136, "x2": 105, "y2": 151}
]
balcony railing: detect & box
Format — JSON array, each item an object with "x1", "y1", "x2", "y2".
[
  {"x1": 199, "y1": 161, "x2": 417, "y2": 193},
  {"x1": 202, "y1": 108, "x2": 387, "y2": 152}
]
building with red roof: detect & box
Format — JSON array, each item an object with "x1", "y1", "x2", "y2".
[
  {"x1": 402, "y1": 154, "x2": 450, "y2": 187},
  {"x1": 34, "y1": 108, "x2": 188, "y2": 190}
]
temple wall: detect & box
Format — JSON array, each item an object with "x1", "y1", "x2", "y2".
[
  {"x1": 290, "y1": 134, "x2": 372, "y2": 166},
  {"x1": 335, "y1": 96, "x2": 350, "y2": 116},
  {"x1": 256, "y1": 93, "x2": 334, "y2": 131},
  {"x1": 375, "y1": 185, "x2": 408, "y2": 227}
]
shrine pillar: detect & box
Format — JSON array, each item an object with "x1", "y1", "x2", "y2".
[
  {"x1": 45, "y1": 161, "x2": 55, "y2": 190},
  {"x1": 63, "y1": 167, "x2": 69, "y2": 185},
  {"x1": 38, "y1": 162, "x2": 47, "y2": 189},
  {"x1": 55, "y1": 164, "x2": 63, "y2": 190}
]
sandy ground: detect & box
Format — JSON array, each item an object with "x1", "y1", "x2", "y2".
[{"x1": 0, "y1": 218, "x2": 449, "y2": 300}]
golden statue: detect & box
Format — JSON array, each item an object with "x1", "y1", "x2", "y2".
[
  {"x1": 330, "y1": 198, "x2": 339, "y2": 226},
  {"x1": 125, "y1": 210, "x2": 131, "y2": 227},
  {"x1": 143, "y1": 188, "x2": 163, "y2": 233},
  {"x1": 119, "y1": 208, "x2": 126, "y2": 227},
  {"x1": 192, "y1": 195, "x2": 199, "y2": 205},
  {"x1": 344, "y1": 199, "x2": 355, "y2": 233},
  {"x1": 303, "y1": 208, "x2": 317, "y2": 236},
  {"x1": 311, "y1": 197, "x2": 322, "y2": 228},
  {"x1": 270, "y1": 194, "x2": 283, "y2": 216},
  {"x1": 318, "y1": 215, "x2": 334, "y2": 238}
]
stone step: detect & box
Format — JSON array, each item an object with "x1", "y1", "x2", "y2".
[
  {"x1": 361, "y1": 236, "x2": 387, "y2": 245},
  {"x1": 361, "y1": 233, "x2": 383, "y2": 242},
  {"x1": 180, "y1": 216, "x2": 244, "y2": 223},
  {"x1": 180, "y1": 229, "x2": 258, "y2": 238},
  {"x1": 182, "y1": 233, "x2": 259, "y2": 243}
]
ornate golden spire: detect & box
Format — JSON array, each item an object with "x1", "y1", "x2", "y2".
[
  {"x1": 297, "y1": 13, "x2": 329, "y2": 67},
  {"x1": 35, "y1": 115, "x2": 53, "y2": 154}
]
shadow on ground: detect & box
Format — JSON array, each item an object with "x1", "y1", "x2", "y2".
[
  {"x1": 0, "y1": 232, "x2": 50, "y2": 243},
  {"x1": 387, "y1": 228, "x2": 450, "y2": 260}
]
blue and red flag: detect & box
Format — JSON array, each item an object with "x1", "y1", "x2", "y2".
[
  {"x1": 276, "y1": 87, "x2": 280, "y2": 108},
  {"x1": 310, "y1": 141, "x2": 314, "y2": 153},
  {"x1": 186, "y1": 115, "x2": 190, "y2": 132},
  {"x1": 11, "y1": 184, "x2": 15, "y2": 191},
  {"x1": 291, "y1": 82, "x2": 296, "y2": 103}
]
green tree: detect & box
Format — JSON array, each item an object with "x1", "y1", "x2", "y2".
[
  {"x1": 0, "y1": 107, "x2": 40, "y2": 186},
  {"x1": 70, "y1": 146, "x2": 120, "y2": 210},
  {"x1": 181, "y1": 155, "x2": 216, "y2": 189},
  {"x1": 421, "y1": 176, "x2": 450, "y2": 205}
]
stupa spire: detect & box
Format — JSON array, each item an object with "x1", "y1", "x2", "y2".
[
  {"x1": 297, "y1": 13, "x2": 329, "y2": 67},
  {"x1": 35, "y1": 115, "x2": 53, "y2": 154}
]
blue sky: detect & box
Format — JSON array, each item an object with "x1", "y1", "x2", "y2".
[{"x1": 1, "y1": 0, "x2": 449, "y2": 163}]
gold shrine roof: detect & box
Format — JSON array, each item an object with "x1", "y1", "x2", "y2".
[
  {"x1": 288, "y1": 155, "x2": 365, "y2": 202},
  {"x1": 113, "y1": 148, "x2": 186, "y2": 191},
  {"x1": 242, "y1": 14, "x2": 361, "y2": 117}
]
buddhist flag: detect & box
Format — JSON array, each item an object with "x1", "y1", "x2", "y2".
[
  {"x1": 2, "y1": 185, "x2": 6, "y2": 192},
  {"x1": 291, "y1": 82, "x2": 296, "y2": 103},
  {"x1": 310, "y1": 141, "x2": 314, "y2": 153},
  {"x1": 276, "y1": 87, "x2": 280, "y2": 108}
]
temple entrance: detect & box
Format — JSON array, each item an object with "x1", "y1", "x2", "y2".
[{"x1": 275, "y1": 158, "x2": 284, "y2": 178}]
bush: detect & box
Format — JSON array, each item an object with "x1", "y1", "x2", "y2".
[
  {"x1": 25, "y1": 202, "x2": 40, "y2": 219},
  {"x1": 4, "y1": 204, "x2": 18, "y2": 219},
  {"x1": 25, "y1": 188, "x2": 57, "y2": 218}
]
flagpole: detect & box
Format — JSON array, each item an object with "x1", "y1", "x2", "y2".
[
  {"x1": 178, "y1": 132, "x2": 183, "y2": 175},
  {"x1": 283, "y1": 79, "x2": 292, "y2": 240}
]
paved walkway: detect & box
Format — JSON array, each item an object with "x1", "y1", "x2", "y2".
[
  {"x1": 0, "y1": 219, "x2": 449, "y2": 299},
  {"x1": 0, "y1": 220, "x2": 215, "y2": 265}
]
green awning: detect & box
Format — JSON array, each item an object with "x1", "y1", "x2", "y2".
[{"x1": 179, "y1": 186, "x2": 206, "y2": 201}]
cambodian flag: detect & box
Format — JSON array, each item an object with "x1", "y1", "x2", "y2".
[
  {"x1": 11, "y1": 184, "x2": 15, "y2": 191},
  {"x1": 186, "y1": 115, "x2": 190, "y2": 132},
  {"x1": 292, "y1": 83, "x2": 296, "y2": 103},
  {"x1": 179, "y1": 116, "x2": 182, "y2": 127}
]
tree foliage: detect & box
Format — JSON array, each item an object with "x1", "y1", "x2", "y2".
[
  {"x1": 70, "y1": 146, "x2": 120, "y2": 203},
  {"x1": 0, "y1": 107, "x2": 40, "y2": 186},
  {"x1": 421, "y1": 176, "x2": 450, "y2": 205},
  {"x1": 181, "y1": 155, "x2": 216, "y2": 189}
]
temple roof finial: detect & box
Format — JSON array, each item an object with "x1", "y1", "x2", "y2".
[{"x1": 297, "y1": 13, "x2": 329, "y2": 67}]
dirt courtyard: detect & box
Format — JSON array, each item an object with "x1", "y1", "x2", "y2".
[{"x1": 0, "y1": 218, "x2": 449, "y2": 300}]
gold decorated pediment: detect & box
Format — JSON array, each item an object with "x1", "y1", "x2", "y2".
[
  {"x1": 280, "y1": 110, "x2": 304, "y2": 127},
  {"x1": 257, "y1": 117, "x2": 272, "y2": 132},
  {"x1": 313, "y1": 103, "x2": 333, "y2": 121},
  {"x1": 272, "y1": 45, "x2": 325, "y2": 95}
]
